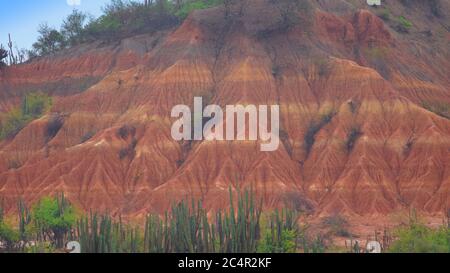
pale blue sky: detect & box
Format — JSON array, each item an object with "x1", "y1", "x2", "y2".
[{"x1": 0, "y1": 0, "x2": 111, "y2": 51}]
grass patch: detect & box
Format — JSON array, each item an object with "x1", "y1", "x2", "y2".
[{"x1": 175, "y1": 0, "x2": 223, "y2": 19}]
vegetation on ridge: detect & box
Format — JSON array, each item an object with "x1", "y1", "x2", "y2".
[{"x1": 29, "y1": 0, "x2": 228, "y2": 58}]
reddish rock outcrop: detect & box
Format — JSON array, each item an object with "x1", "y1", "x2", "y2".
[{"x1": 0, "y1": 1, "x2": 448, "y2": 220}]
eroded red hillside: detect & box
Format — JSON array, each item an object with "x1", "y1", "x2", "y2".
[{"x1": 0, "y1": 1, "x2": 449, "y2": 220}]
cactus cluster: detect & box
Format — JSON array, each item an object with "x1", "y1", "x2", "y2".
[
  {"x1": 0, "y1": 198, "x2": 4, "y2": 222},
  {"x1": 74, "y1": 189, "x2": 265, "y2": 253},
  {"x1": 76, "y1": 213, "x2": 142, "y2": 253},
  {"x1": 18, "y1": 198, "x2": 31, "y2": 242},
  {"x1": 1, "y1": 189, "x2": 305, "y2": 253}
]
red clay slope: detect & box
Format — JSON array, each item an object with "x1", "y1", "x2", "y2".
[{"x1": 0, "y1": 1, "x2": 448, "y2": 218}]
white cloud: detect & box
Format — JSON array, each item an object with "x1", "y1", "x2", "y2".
[{"x1": 67, "y1": 0, "x2": 81, "y2": 6}]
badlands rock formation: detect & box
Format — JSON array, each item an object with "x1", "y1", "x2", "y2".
[{"x1": 0, "y1": 1, "x2": 448, "y2": 219}]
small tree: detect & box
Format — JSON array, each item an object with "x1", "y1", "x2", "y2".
[
  {"x1": 61, "y1": 9, "x2": 88, "y2": 46},
  {"x1": 18, "y1": 199, "x2": 32, "y2": 245},
  {"x1": 32, "y1": 23, "x2": 65, "y2": 56},
  {"x1": 32, "y1": 194, "x2": 77, "y2": 249}
]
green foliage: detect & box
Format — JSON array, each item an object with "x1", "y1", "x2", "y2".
[
  {"x1": 389, "y1": 220, "x2": 450, "y2": 253},
  {"x1": 0, "y1": 92, "x2": 52, "y2": 140},
  {"x1": 21, "y1": 92, "x2": 52, "y2": 118},
  {"x1": 18, "y1": 199, "x2": 32, "y2": 242},
  {"x1": 257, "y1": 209, "x2": 299, "y2": 253},
  {"x1": 26, "y1": 242, "x2": 56, "y2": 253},
  {"x1": 1, "y1": 190, "x2": 307, "y2": 253},
  {"x1": 0, "y1": 198, "x2": 4, "y2": 222},
  {"x1": 76, "y1": 213, "x2": 143, "y2": 253},
  {"x1": 395, "y1": 16, "x2": 413, "y2": 33},
  {"x1": 32, "y1": 23, "x2": 65, "y2": 56},
  {"x1": 79, "y1": 0, "x2": 178, "y2": 43},
  {"x1": 0, "y1": 108, "x2": 32, "y2": 140},
  {"x1": 74, "y1": 188, "x2": 263, "y2": 253},
  {"x1": 0, "y1": 198, "x2": 20, "y2": 250},
  {"x1": 83, "y1": 13, "x2": 123, "y2": 42},
  {"x1": 398, "y1": 16, "x2": 413, "y2": 28},
  {"x1": 61, "y1": 9, "x2": 88, "y2": 46},
  {"x1": 28, "y1": 0, "x2": 181, "y2": 56},
  {"x1": 28, "y1": 0, "x2": 240, "y2": 57},
  {"x1": 0, "y1": 221, "x2": 19, "y2": 250},
  {"x1": 175, "y1": 0, "x2": 223, "y2": 19},
  {"x1": 32, "y1": 193, "x2": 77, "y2": 248}
]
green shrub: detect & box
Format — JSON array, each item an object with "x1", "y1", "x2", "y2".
[
  {"x1": 22, "y1": 91, "x2": 52, "y2": 118},
  {"x1": 389, "y1": 223, "x2": 449, "y2": 253},
  {"x1": 0, "y1": 199, "x2": 3, "y2": 222},
  {"x1": 32, "y1": 23, "x2": 65, "y2": 56},
  {"x1": 82, "y1": 0, "x2": 178, "y2": 43},
  {"x1": 175, "y1": 0, "x2": 223, "y2": 19},
  {"x1": 0, "y1": 92, "x2": 52, "y2": 140},
  {"x1": 0, "y1": 108, "x2": 31, "y2": 139},
  {"x1": 257, "y1": 209, "x2": 299, "y2": 253},
  {"x1": 395, "y1": 16, "x2": 413, "y2": 33},
  {"x1": 0, "y1": 221, "x2": 19, "y2": 250},
  {"x1": 32, "y1": 193, "x2": 78, "y2": 248},
  {"x1": 258, "y1": 229, "x2": 297, "y2": 253}
]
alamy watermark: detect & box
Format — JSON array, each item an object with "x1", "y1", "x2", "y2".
[{"x1": 171, "y1": 97, "x2": 280, "y2": 152}]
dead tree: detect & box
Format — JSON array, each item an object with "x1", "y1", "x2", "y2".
[
  {"x1": 15, "y1": 47, "x2": 26, "y2": 64},
  {"x1": 7, "y1": 34, "x2": 16, "y2": 65}
]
